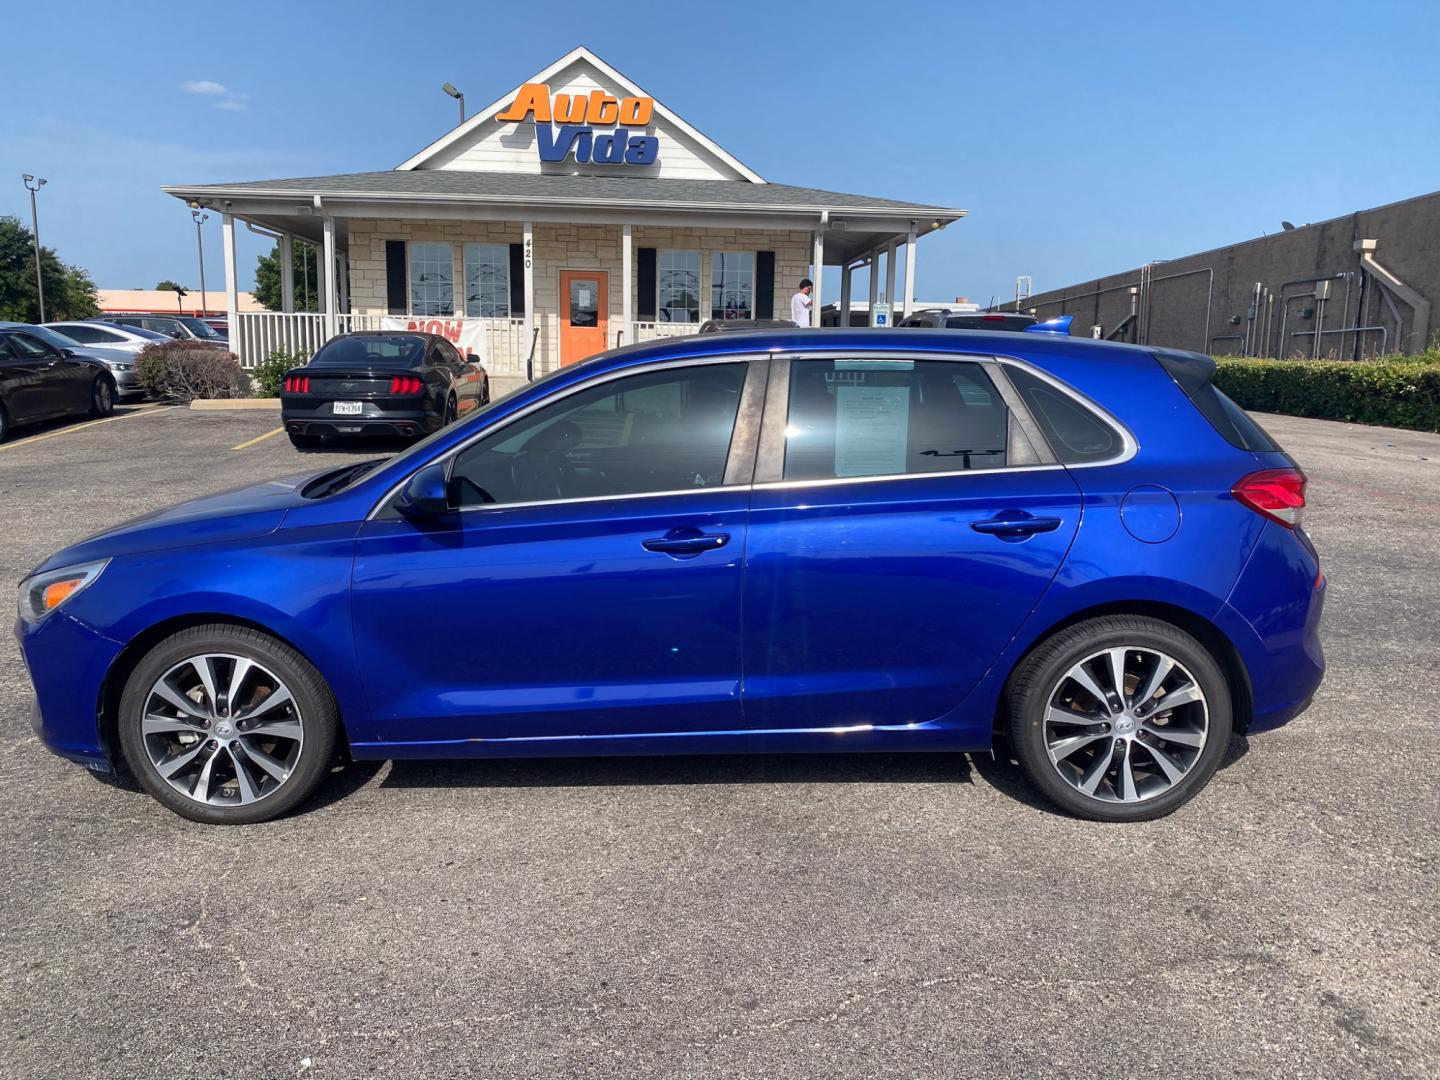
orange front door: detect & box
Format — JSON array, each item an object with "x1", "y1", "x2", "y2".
[{"x1": 559, "y1": 270, "x2": 609, "y2": 366}]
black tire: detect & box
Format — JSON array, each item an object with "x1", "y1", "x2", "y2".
[
  {"x1": 1004, "y1": 615, "x2": 1233, "y2": 823},
  {"x1": 0, "y1": 402, "x2": 9, "y2": 443},
  {"x1": 444, "y1": 394, "x2": 458, "y2": 425},
  {"x1": 289, "y1": 432, "x2": 323, "y2": 450},
  {"x1": 89, "y1": 375, "x2": 116, "y2": 418},
  {"x1": 117, "y1": 624, "x2": 339, "y2": 825}
]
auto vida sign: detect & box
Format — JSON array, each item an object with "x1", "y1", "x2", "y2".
[{"x1": 497, "y1": 83, "x2": 660, "y2": 166}]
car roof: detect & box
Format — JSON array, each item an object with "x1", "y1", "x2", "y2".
[{"x1": 568, "y1": 326, "x2": 1158, "y2": 377}]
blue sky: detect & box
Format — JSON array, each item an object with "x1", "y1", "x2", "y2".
[{"x1": 3, "y1": 0, "x2": 1438, "y2": 305}]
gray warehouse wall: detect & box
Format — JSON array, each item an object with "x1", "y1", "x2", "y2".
[{"x1": 1004, "y1": 189, "x2": 1440, "y2": 358}]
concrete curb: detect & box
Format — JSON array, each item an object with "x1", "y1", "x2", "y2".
[{"x1": 189, "y1": 398, "x2": 281, "y2": 411}]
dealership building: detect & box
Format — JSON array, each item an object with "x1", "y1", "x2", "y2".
[{"x1": 163, "y1": 48, "x2": 964, "y2": 384}]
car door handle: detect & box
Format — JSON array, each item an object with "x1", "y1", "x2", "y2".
[
  {"x1": 642, "y1": 531, "x2": 730, "y2": 556},
  {"x1": 970, "y1": 513, "x2": 1063, "y2": 537}
]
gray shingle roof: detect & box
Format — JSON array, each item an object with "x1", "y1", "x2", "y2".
[{"x1": 164, "y1": 170, "x2": 963, "y2": 217}]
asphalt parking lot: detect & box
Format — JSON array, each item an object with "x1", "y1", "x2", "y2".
[{"x1": 0, "y1": 405, "x2": 1437, "y2": 1079}]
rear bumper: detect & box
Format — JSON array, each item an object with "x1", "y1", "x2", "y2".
[
  {"x1": 1219, "y1": 521, "x2": 1326, "y2": 734},
  {"x1": 282, "y1": 400, "x2": 440, "y2": 438}
]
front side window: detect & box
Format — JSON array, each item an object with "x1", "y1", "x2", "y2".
[
  {"x1": 143, "y1": 318, "x2": 184, "y2": 337},
  {"x1": 463, "y1": 244, "x2": 509, "y2": 318},
  {"x1": 8, "y1": 332, "x2": 57, "y2": 358},
  {"x1": 783, "y1": 359, "x2": 1039, "y2": 481},
  {"x1": 710, "y1": 252, "x2": 754, "y2": 321},
  {"x1": 658, "y1": 250, "x2": 700, "y2": 323},
  {"x1": 56, "y1": 325, "x2": 119, "y2": 344},
  {"x1": 409, "y1": 242, "x2": 454, "y2": 317},
  {"x1": 450, "y1": 362, "x2": 748, "y2": 507}
]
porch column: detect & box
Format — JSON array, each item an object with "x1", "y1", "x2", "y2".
[
  {"x1": 867, "y1": 248, "x2": 879, "y2": 324},
  {"x1": 811, "y1": 230, "x2": 824, "y2": 327},
  {"x1": 621, "y1": 224, "x2": 633, "y2": 346},
  {"x1": 839, "y1": 263, "x2": 853, "y2": 327},
  {"x1": 902, "y1": 228, "x2": 917, "y2": 320},
  {"x1": 321, "y1": 215, "x2": 338, "y2": 337},
  {"x1": 221, "y1": 212, "x2": 239, "y2": 349},
  {"x1": 280, "y1": 233, "x2": 295, "y2": 313},
  {"x1": 522, "y1": 220, "x2": 535, "y2": 376},
  {"x1": 338, "y1": 252, "x2": 350, "y2": 315},
  {"x1": 884, "y1": 240, "x2": 898, "y2": 309}
]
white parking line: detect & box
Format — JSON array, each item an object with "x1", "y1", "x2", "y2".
[{"x1": 0, "y1": 405, "x2": 177, "y2": 452}]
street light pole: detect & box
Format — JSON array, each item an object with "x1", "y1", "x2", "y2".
[
  {"x1": 442, "y1": 83, "x2": 465, "y2": 125},
  {"x1": 21, "y1": 175, "x2": 48, "y2": 322},
  {"x1": 191, "y1": 209, "x2": 210, "y2": 315}
]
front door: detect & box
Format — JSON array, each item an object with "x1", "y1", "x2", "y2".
[
  {"x1": 349, "y1": 357, "x2": 762, "y2": 750},
  {"x1": 741, "y1": 355, "x2": 1083, "y2": 732},
  {"x1": 559, "y1": 270, "x2": 608, "y2": 366}
]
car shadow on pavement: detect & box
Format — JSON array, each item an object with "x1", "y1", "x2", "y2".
[
  {"x1": 372, "y1": 752, "x2": 975, "y2": 792},
  {"x1": 291, "y1": 437, "x2": 414, "y2": 456}
]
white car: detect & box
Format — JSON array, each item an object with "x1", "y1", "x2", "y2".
[{"x1": 40, "y1": 323, "x2": 151, "y2": 400}]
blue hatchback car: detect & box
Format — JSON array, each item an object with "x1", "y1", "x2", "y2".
[{"x1": 17, "y1": 329, "x2": 1324, "y2": 824}]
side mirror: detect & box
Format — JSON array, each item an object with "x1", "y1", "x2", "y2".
[
  {"x1": 395, "y1": 462, "x2": 453, "y2": 518},
  {"x1": 60, "y1": 347, "x2": 75, "y2": 357}
]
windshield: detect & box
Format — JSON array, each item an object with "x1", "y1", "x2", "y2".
[
  {"x1": 177, "y1": 317, "x2": 222, "y2": 339},
  {"x1": 309, "y1": 335, "x2": 427, "y2": 368}
]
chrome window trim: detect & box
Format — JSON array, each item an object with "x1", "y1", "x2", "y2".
[{"x1": 368, "y1": 353, "x2": 765, "y2": 521}]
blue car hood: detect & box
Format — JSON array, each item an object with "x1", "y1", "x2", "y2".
[{"x1": 34, "y1": 472, "x2": 321, "y2": 572}]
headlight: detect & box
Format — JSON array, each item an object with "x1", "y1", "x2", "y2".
[
  {"x1": 110, "y1": 362, "x2": 133, "y2": 372},
  {"x1": 17, "y1": 560, "x2": 110, "y2": 623}
]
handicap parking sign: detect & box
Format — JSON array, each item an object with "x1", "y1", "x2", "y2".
[{"x1": 872, "y1": 302, "x2": 891, "y2": 327}]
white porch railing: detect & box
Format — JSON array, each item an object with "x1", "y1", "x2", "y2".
[
  {"x1": 231, "y1": 312, "x2": 533, "y2": 379},
  {"x1": 633, "y1": 321, "x2": 699, "y2": 344}
]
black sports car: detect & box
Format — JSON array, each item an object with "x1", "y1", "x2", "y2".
[
  {"x1": 281, "y1": 331, "x2": 490, "y2": 449},
  {"x1": 0, "y1": 323, "x2": 118, "y2": 442}
]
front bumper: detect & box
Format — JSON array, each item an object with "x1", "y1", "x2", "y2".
[
  {"x1": 111, "y1": 369, "x2": 143, "y2": 396},
  {"x1": 282, "y1": 399, "x2": 440, "y2": 439},
  {"x1": 15, "y1": 610, "x2": 125, "y2": 769}
]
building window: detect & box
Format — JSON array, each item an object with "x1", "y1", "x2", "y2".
[
  {"x1": 464, "y1": 243, "x2": 510, "y2": 318},
  {"x1": 658, "y1": 250, "x2": 700, "y2": 323},
  {"x1": 409, "y1": 242, "x2": 454, "y2": 316},
  {"x1": 711, "y1": 252, "x2": 754, "y2": 321}
]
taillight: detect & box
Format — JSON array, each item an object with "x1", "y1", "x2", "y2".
[
  {"x1": 283, "y1": 376, "x2": 310, "y2": 393},
  {"x1": 1232, "y1": 468, "x2": 1307, "y2": 528},
  {"x1": 390, "y1": 376, "x2": 424, "y2": 395}
]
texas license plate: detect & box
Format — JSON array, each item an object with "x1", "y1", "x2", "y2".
[{"x1": 332, "y1": 401, "x2": 363, "y2": 416}]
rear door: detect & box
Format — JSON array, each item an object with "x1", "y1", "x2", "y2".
[{"x1": 741, "y1": 354, "x2": 1083, "y2": 731}]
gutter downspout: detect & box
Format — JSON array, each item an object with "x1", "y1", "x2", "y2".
[{"x1": 1356, "y1": 240, "x2": 1430, "y2": 354}]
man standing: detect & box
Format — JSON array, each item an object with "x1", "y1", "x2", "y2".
[{"x1": 790, "y1": 278, "x2": 814, "y2": 327}]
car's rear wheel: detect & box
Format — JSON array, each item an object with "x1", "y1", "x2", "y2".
[
  {"x1": 1004, "y1": 615, "x2": 1232, "y2": 822},
  {"x1": 117, "y1": 625, "x2": 339, "y2": 824},
  {"x1": 89, "y1": 375, "x2": 115, "y2": 418},
  {"x1": 444, "y1": 394, "x2": 457, "y2": 425}
]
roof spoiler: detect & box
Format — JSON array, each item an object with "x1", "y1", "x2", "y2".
[{"x1": 1024, "y1": 314, "x2": 1073, "y2": 336}]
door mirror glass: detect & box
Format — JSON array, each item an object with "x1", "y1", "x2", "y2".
[{"x1": 395, "y1": 462, "x2": 452, "y2": 518}]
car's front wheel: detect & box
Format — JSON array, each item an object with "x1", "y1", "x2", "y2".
[
  {"x1": 89, "y1": 375, "x2": 116, "y2": 418},
  {"x1": 117, "y1": 624, "x2": 339, "y2": 824},
  {"x1": 1004, "y1": 615, "x2": 1232, "y2": 822}
]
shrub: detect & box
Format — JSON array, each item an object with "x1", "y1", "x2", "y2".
[
  {"x1": 135, "y1": 341, "x2": 245, "y2": 403},
  {"x1": 1214, "y1": 355, "x2": 1440, "y2": 433},
  {"x1": 251, "y1": 348, "x2": 309, "y2": 398}
]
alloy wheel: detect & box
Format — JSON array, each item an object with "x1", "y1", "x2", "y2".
[
  {"x1": 1042, "y1": 647, "x2": 1208, "y2": 803},
  {"x1": 139, "y1": 654, "x2": 304, "y2": 807},
  {"x1": 94, "y1": 379, "x2": 113, "y2": 413}
]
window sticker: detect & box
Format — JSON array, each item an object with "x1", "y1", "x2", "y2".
[{"x1": 834, "y1": 385, "x2": 911, "y2": 477}]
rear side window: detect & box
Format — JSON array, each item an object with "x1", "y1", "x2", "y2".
[
  {"x1": 1005, "y1": 366, "x2": 1124, "y2": 464},
  {"x1": 1154, "y1": 350, "x2": 1279, "y2": 452},
  {"x1": 783, "y1": 359, "x2": 1041, "y2": 481}
]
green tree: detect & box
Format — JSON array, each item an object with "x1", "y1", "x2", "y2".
[
  {"x1": 254, "y1": 241, "x2": 319, "y2": 312},
  {"x1": 0, "y1": 215, "x2": 100, "y2": 322},
  {"x1": 154, "y1": 279, "x2": 189, "y2": 293}
]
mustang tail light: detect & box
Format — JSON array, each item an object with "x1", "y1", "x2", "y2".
[
  {"x1": 283, "y1": 376, "x2": 310, "y2": 393},
  {"x1": 390, "y1": 376, "x2": 425, "y2": 395},
  {"x1": 1232, "y1": 468, "x2": 1307, "y2": 528}
]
